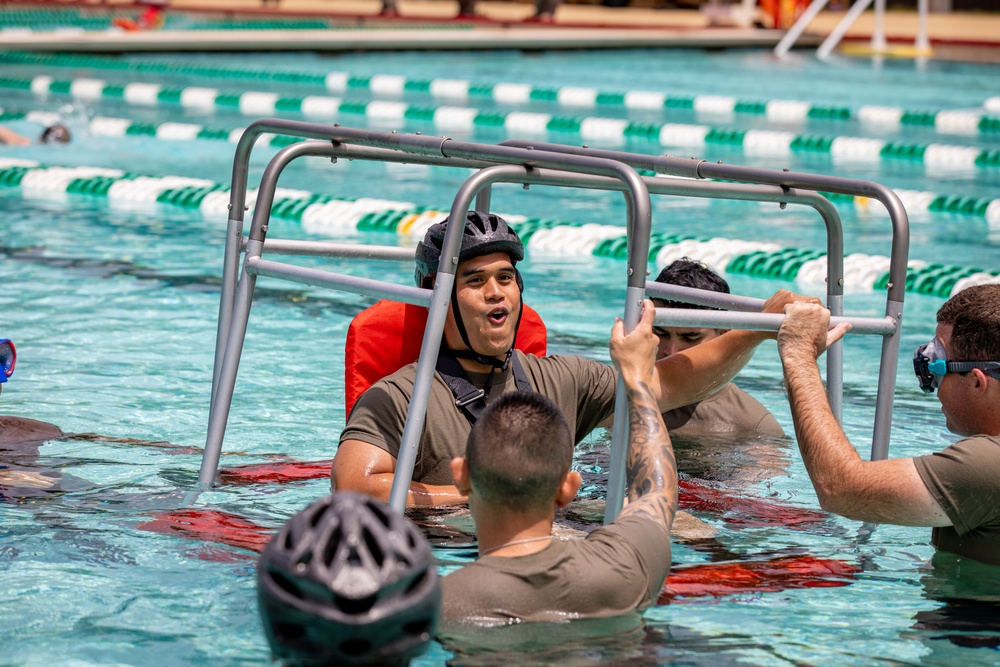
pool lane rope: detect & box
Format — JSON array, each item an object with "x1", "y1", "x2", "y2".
[
  {"x1": 1, "y1": 159, "x2": 996, "y2": 299},
  {"x1": 4, "y1": 106, "x2": 999, "y2": 227},
  {"x1": 4, "y1": 74, "x2": 999, "y2": 173},
  {"x1": 2, "y1": 51, "x2": 998, "y2": 138}
]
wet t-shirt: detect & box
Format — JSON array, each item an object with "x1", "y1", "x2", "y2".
[
  {"x1": 440, "y1": 511, "x2": 671, "y2": 626},
  {"x1": 661, "y1": 383, "x2": 784, "y2": 438},
  {"x1": 340, "y1": 351, "x2": 618, "y2": 485},
  {"x1": 914, "y1": 435, "x2": 1000, "y2": 566}
]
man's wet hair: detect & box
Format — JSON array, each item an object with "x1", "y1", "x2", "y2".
[
  {"x1": 937, "y1": 284, "x2": 1000, "y2": 362},
  {"x1": 466, "y1": 391, "x2": 573, "y2": 510},
  {"x1": 652, "y1": 258, "x2": 729, "y2": 310}
]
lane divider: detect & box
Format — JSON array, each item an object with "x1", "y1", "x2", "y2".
[
  {"x1": 3, "y1": 106, "x2": 999, "y2": 226},
  {"x1": 1, "y1": 159, "x2": 996, "y2": 298},
  {"x1": 2, "y1": 51, "x2": 997, "y2": 138},
  {"x1": 4, "y1": 75, "x2": 1000, "y2": 173}
]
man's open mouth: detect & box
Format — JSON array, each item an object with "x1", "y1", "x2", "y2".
[{"x1": 487, "y1": 307, "x2": 509, "y2": 325}]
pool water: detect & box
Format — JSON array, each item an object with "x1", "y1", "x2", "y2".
[{"x1": 1, "y1": 46, "x2": 999, "y2": 666}]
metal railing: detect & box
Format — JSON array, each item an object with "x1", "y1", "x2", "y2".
[{"x1": 199, "y1": 120, "x2": 908, "y2": 521}]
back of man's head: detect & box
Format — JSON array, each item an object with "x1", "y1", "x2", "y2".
[
  {"x1": 466, "y1": 392, "x2": 573, "y2": 511},
  {"x1": 652, "y1": 258, "x2": 729, "y2": 309},
  {"x1": 937, "y1": 284, "x2": 1000, "y2": 361}
]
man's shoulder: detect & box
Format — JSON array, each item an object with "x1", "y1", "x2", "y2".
[
  {"x1": 936, "y1": 434, "x2": 1000, "y2": 458},
  {"x1": 519, "y1": 351, "x2": 613, "y2": 377}
]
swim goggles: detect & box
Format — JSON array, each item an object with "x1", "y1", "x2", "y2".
[
  {"x1": 912, "y1": 337, "x2": 1000, "y2": 393},
  {"x1": 0, "y1": 339, "x2": 15, "y2": 383}
]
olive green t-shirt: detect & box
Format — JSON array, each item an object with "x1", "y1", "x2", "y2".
[
  {"x1": 661, "y1": 383, "x2": 784, "y2": 438},
  {"x1": 913, "y1": 435, "x2": 1000, "y2": 566},
  {"x1": 340, "y1": 351, "x2": 618, "y2": 485},
  {"x1": 440, "y1": 510, "x2": 672, "y2": 626}
]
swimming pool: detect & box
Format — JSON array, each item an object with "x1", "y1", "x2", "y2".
[{"x1": 1, "y1": 46, "x2": 999, "y2": 666}]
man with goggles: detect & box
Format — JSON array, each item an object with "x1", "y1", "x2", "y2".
[
  {"x1": 776, "y1": 284, "x2": 1000, "y2": 566},
  {"x1": 913, "y1": 337, "x2": 1000, "y2": 394}
]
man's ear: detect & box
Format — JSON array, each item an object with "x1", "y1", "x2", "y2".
[
  {"x1": 450, "y1": 457, "x2": 472, "y2": 496},
  {"x1": 971, "y1": 368, "x2": 993, "y2": 396},
  {"x1": 555, "y1": 471, "x2": 582, "y2": 509}
]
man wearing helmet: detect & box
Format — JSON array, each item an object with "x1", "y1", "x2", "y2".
[{"x1": 333, "y1": 211, "x2": 807, "y2": 506}]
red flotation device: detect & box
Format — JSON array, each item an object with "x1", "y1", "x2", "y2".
[
  {"x1": 135, "y1": 508, "x2": 859, "y2": 598},
  {"x1": 216, "y1": 459, "x2": 828, "y2": 530},
  {"x1": 677, "y1": 479, "x2": 828, "y2": 529},
  {"x1": 660, "y1": 555, "x2": 860, "y2": 602},
  {"x1": 137, "y1": 509, "x2": 274, "y2": 553},
  {"x1": 218, "y1": 460, "x2": 333, "y2": 486},
  {"x1": 344, "y1": 299, "x2": 546, "y2": 416}
]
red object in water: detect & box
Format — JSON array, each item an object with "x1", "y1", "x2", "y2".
[
  {"x1": 677, "y1": 479, "x2": 829, "y2": 529},
  {"x1": 216, "y1": 461, "x2": 829, "y2": 530},
  {"x1": 218, "y1": 460, "x2": 333, "y2": 486},
  {"x1": 137, "y1": 509, "x2": 274, "y2": 553},
  {"x1": 659, "y1": 555, "x2": 861, "y2": 603}
]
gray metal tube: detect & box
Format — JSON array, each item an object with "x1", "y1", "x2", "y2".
[
  {"x1": 646, "y1": 282, "x2": 766, "y2": 311},
  {"x1": 201, "y1": 140, "x2": 316, "y2": 488},
  {"x1": 253, "y1": 239, "x2": 416, "y2": 260},
  {"x1": 826, "y1": 293, "x2": 845, "y2": 424},
  {"x1": 871, "y1": 298, "x2": 904, "y2": 461},
  {"x1": 654, "y1": 308, "x2": 897, "y2": 337},
  {"x1": 210, "y1": 215, "x2": 244, "y2": 413},
  {"x1": 199, "y1": 238, "x2": 262, "y2": 489},
  {"x1": 248, "y1": 258, "x2": 431, "y2": 306}
]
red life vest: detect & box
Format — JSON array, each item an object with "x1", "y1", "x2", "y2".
[{"x1": 344, "y1": 300, "x2": 547, "y2": 416}]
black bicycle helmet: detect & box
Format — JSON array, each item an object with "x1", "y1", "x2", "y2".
[
  {"x1": 414, "y1": 210, "x2": 524, "y2": 289},
  {"x1": 257, "y1": 492, "x2": 440, "y2": 667}
]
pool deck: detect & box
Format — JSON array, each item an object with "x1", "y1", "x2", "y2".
[{"x1": 2, "y1": 0, "x2": 1000, "y2": 60}]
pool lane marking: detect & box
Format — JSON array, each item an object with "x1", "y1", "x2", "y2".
[
  {"x1": 4, "y1": 75, "x2": 1000, "y2": 173},
  {"x1": 2, "y1": 51, "x2": 998, "y2": 138},
  {"x1": 2, "y1": 105, "x2": 998, "y2": 225},
  {"x1": 0, "y1": 159, "x2": 997, "y2": 299}
]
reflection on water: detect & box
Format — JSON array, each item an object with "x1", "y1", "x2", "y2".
[
  {"x1": 443, "y1": 615, "x2": 808, "y2": 667},
  {"x1": 905, "y1": 554, "x2": 1000, "y2": 665}
]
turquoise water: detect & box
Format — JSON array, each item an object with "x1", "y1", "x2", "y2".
[{"x1": 1, "y1": 45, "x2": 1000, "y2": 665}]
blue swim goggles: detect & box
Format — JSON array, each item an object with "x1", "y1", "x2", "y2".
[
  {"x1": 913, "y1": 337, "x2": 1000, "y2": 393},
  {"x1": 0, "y1": 339, "x2": 15, "y2": 384}
]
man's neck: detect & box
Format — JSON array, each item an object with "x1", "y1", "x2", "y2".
[
  {"x1": 473, "y1": 506, "x2": 555, "y2": 558},
  {"x1": 455, "y1": 354, "x2": 505, "y2": 375}
]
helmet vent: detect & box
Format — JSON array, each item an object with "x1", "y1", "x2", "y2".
[
  {"x1": 339, "y1": 638, "x2": 372, "y2": 657},
  {"x1": 334, "y1": 593, "x2": 376, "y2": 615},
  {"x1": 404, "y1": 568, "x2": 426, "y2": 595},
  {"x1": 270, "y1": 570, "x2": 302, "y2": 599},
  {"x1": 323, "y1": 526, "x2": 343, "y2": 566},
  {"x1": 368, "y1": 502, "x2": 390, "y2": 528},
  {"x1": 362, "y1": 528, "x2": 384, "y2": 568}
]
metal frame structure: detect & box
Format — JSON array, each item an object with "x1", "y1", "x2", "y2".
[{"x1": 199, "y1": 119, "x2": 909, "y2": 521}]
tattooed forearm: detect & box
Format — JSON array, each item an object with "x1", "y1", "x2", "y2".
[{"x1": 623, "y1": 380, "x2": 678, "y2": 526}]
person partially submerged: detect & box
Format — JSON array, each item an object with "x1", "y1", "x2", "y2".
[
  {"x1": 441, "y1": 300, "x2": 674, "y2": 625},
  {"x1": 333, "y1": 210, "x2": 815, "y2": 506}
]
